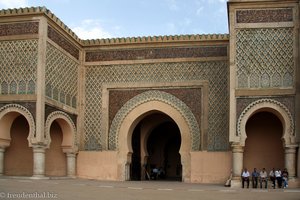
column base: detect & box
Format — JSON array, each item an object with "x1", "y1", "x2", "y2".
[
  {"x1": 30, "y1": 175, "x2": 49, "y2": 180},
  {"x1": 230, "y1": 177, "x2": 242, "y2": 188},
  {"x1": 286, "y1": 177, "x2": 300, "y2": 188}
]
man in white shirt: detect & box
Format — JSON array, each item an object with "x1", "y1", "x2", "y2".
[
  {"x1": 241, "y1": 168, "x2": 250, "y2": 188},
  {"x1": 259, "y1": 168, "x2": 268, "y2": 189},
  {"x1": 275, "y1": 169, "x2": 282, "y2": 188}
]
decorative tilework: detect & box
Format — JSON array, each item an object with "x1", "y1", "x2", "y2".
[
  {"x1": 45, "y1": 42, "x2": 78, "y2": 108},
  {"x1": 47, "y1": 26, "x2": 79, "y2": 60},
  {"x1": 109, "y1": 88, "x2": 202, "y2": 129},
  {"x1": 85, "y1": 46, "x2": 227, "y2": 62},
  {"x1": 108, "y1": 90, "x2": 201, "y2": 151},
  {"x1": 236, "y1": 8, "x2": 293, "y2": 23},
  {"x1": 45, "y1": 104, "x2": 77, "y2": 127},
  {"x1": 236, "y1": 96, "x2": 295, "y2": 121},
  {"x1": 84, "y1": 61, "x2": 229, "y2": 151},
  {"x1": 0, "y1": 40, "x2": 38, "y2": 94},
  {"x1": 0, "y1": 22, "x2": 38, "y2": 36},
  {"x1": 236, "y1": 28, "x2": 294, "y2": 89}
]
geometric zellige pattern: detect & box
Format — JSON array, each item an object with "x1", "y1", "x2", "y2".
[
  {"x1": 45, "y1": 42, "x2": 78, "y2": 108},
  {"x1": 108, "y1": 90, "x2": 200, "y2": 151},
  {"x1": 236, "y1": 28, "x2": 294, "y2": 88},
  {"x1": 0, "y1": 40, "x2": 38, "y2": 94},
  {"x1": 84, "y1": 61, "x2": 229, "y2": 151}
]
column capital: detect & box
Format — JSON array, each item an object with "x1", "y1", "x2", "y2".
[
  {"x1": 32, "y1": 144, "x2": 47, "y2": 152},
  {"x1": 231, "y1": 142, "x2": 244, "y2": 153},
  {"x1": 285, "y1": 144, "x2": 298, "y2": 154},
  {"x1": 0, "y1": 147, "x2": 5, "y2": 153},
  {"x1": 66, "y1": 152, "x2": 77, "y2": 158}
]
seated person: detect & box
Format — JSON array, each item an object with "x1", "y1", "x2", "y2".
[
  {"x1": 282, "y1": 168, "x2": 289, "y2": 188},
  {"x1": 241, "y1": 168, "x2": 250, "y2": 188},
  {"x1": 275, "y1": 169, "x2": 282, "y2": 188},
  {"x1": 269, "y1": 168, "x2": 276, "y2": 188},
  {"x1": 151, "y1": 167, "x2": 159, "y2": 180},
  {"x1": 252, "y1": 168, "x2": 259, "y2": 188},
  {"x1": 259, "y1": 168, "x2": 268, "y2": 189}
]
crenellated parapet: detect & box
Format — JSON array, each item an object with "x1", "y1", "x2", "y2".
[
  {"x1": 81, "y1": 34, "x2": 229, "y2": 46},
  {"x1": 0, "y1": 7, "x2": 229, "y2": 47},
  {"x1": 0, "y1": 7, "x2": 82, "y2": 43}
]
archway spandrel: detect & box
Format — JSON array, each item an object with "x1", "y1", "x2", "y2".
[{"x1": 108, "y1": 90, "x2": 201, "y2": 151}]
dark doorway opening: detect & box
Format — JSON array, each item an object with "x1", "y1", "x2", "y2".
[
  {"x1": 131, "y1": 123, "x2": 141, "y2": 180},
  {"x1": 147, "y1": 121, "x2": 182, "y2": 181},
  {"x1": 130, "y1": 115, "x2": 182, "y2": 181}
]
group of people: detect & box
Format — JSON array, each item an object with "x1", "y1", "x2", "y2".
[
  {"x1": 150, "y1": 167, "x2": 165, "y2": 180},
  {"x1": 241, "y1": 168, "x2": 289, "y2": 189}
]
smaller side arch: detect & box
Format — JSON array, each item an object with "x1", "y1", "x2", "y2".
[
  {"x1": 0, "y1": 104, "x2": 35, "y2": 147},
  {"x1": 237, "y1": 99, "x2": 295, "y2": 146},
  {"x1": 45, "y1": 111, "x2": 77, "y2": 153}
]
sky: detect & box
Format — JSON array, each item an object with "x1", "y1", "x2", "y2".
[{"x1": 0, "y1": 0, "x2": 229, "y2": 40}]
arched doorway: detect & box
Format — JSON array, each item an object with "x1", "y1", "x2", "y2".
[
  {"x1": 130, "y1": 113, "x2": 182, "y2": 181},
  {"x1": 45, "y1": 121, "x2": 67, "y2": 176},
  {"x1": 4, "y1": 115, "x2": 33, "y2": 176},
  {"x1": 44, "y1": 111, "x2": 77, "y2": 178},
  {"x1": 115, "y1": 95, "x2": 194, "y2": 182},
  {"x1": 244, "y1": 111, "x2": 284, "y2": 172}
]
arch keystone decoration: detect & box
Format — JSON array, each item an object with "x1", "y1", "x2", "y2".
[
  {"x1": 45, "y1": 111, "x2": 77, "y2": 152},
  {"x1": 108, "y1": 90, "x2": 201, "y2": 151},
  {"x1": 0, "y1": 104, "x2": 35, "y2": 147},
  {"x1": 237, "y1": 99, "x2": 295, "y2": 146}
]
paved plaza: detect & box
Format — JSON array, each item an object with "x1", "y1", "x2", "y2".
[{"x1": 0, "y1": 177, "x2": 300, "y2": 200}]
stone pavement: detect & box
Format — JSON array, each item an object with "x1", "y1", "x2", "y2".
[{"x1": 0, "y1": 177, "x2": 300, "y2": 200}]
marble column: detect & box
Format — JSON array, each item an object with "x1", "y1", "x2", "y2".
[
  {"x1": 125, "y1": 162, "x2": 130, "y2": 181},
  {"x1": 285, "y1": 144, "x2": 298, "y2": 178},
  {"x1": 66, "y1": 153, "x2": 76, "y2": 178},
  {"x1": 140, "y1": 156, "x2": 148, "y2": 180},
  {"x1": 0, "y1": 147, "x2": 5, "y2": 176},
  {"x1": 231, "y1": 143, "x2": 244, "y2": 187},
  {"x1": 232, "y1": 143, "x2": 244, "y2": 177},
  {"x1": 32, "y1": 145, "x2": 46, "y2": 178}
]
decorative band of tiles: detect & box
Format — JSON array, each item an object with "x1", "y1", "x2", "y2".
[
  {"x1": 0, "y1": 22, "x2": 38, "y2": 37},
  {"x1": 47, "y1": 26, "x2": 79, "y2": 60},
  {"x1": 85, "y1": 46, "x2": 227, "y2": 62},
  {"x1": 236, "y1": 8, "x2": 293, "y2": 23}
]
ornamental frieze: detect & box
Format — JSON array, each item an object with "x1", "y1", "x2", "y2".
[
  {"x1": 236, "y1": 96, "x2": 295, "y2": 120},
  {"x1": 236, "y1": 8, "x2": 293, "y2": 23},
  {"x1": 0, "y1": 102, "x2": 36, "y2": 120},
  {"x1": 45, "y1": 104, "x2": 77, "y2": 127},
  {"x1": 47, "y1": 26, "x2": 79, "y2": 60},
  {"x1": 0, "y1": 22, "x2": 39, "y2": 37},
  {"x1": 85, "y1": 46, "x2": 227, "y2": 62},
  {"x1": 109, "y1": 88, "x2": 202, "y2": 128}
]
